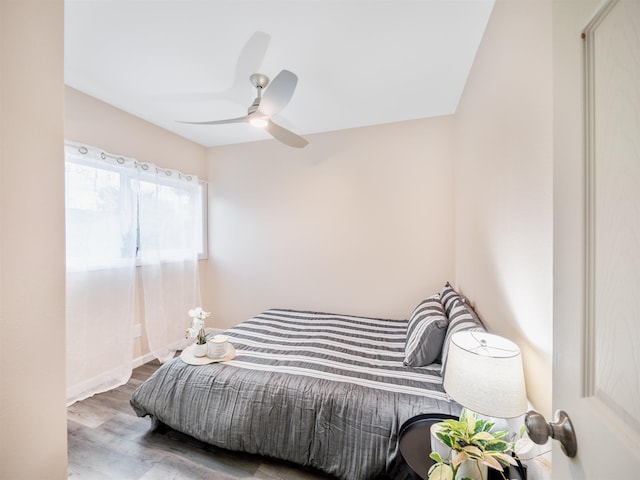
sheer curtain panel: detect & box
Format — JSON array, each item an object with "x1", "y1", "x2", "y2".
[
  {"x1": 65, "y1": 142, "x2": 204, "y2": 403},
  {"x1": 65, "y1": 145, "x2": 137, "y2": 405},
  {"x1": 135, "y1": 164, "x2": 202, "y2": 363}
]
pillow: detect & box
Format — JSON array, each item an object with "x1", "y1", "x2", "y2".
[
  {"x1": 440, "y1": 281, "x2": 483, "y2": 323},
  {"x1": 404, "y1": 294, "x2": 449, "y2": 367},
  {"x1": 440, "y1": 281, "x2": 461, "y2": 317},
  {"x1": 440, "y1": 297, "x2": 486, "y2": 376}
]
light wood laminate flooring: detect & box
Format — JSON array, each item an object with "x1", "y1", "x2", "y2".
[{"x1": 67, "y1": 360, "x2": 337, "y2": 480}]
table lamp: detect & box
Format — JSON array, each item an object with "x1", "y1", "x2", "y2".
[{"x1": 443, "y1": 331, "x2": 527, "y2": 418}]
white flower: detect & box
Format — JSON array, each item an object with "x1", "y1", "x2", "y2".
[
  {"x1": 188, "y1": 307, "x2": 211, "y2": 321},
  {"x1": 185, "y1": 307, "x2": 210, "y2": 343}
]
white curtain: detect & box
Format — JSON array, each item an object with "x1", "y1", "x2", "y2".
[
  {"x1": 65, "y1": 142, "x2": 203, "y2": 403},
  {"x1": 65, "y1": 145, "x2": 137, "y2": 405},
  {"x1": 134, "y1": 165, "x2": 202, "y2": 363}
]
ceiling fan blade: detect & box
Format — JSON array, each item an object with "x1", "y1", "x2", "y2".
[
  {"x1": 177, "y1": 115, "x2": 249, "y2": 125},
  {"x1": 258, "y1": 70, "x2": 298, "y2": 117},
  {"x1": 265, "y1": 120, "x2": 308, "y2": 148},
  {"x1": 152, "y1": 32, "x2": 271, "y2": 105},
  {"x1": 234, "y1": 32, "x2": 270, "y2": 88}
]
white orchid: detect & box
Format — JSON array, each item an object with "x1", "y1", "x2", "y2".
[
  {"x1": 185, "y1": 307, "x2": 211, "y2": 344},
  {"x1": 188, "y1": 307, "x2": 211, "y2": 320}
]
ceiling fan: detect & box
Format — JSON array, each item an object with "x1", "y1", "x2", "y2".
[{"x1": 178, "y1": 69, "x2": 308, "y2": 148}]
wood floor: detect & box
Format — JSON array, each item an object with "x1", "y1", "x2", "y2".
[{"x1": 67, "y1": 360, "x2": 337, "y2": 480}]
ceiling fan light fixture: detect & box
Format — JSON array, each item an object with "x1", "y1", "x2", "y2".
[
  {"x1": 178, "y1": 69, "x2": 307, "y2": 147},
  {"x1": 249, "y1": 116, "x2": 268, "y2": 128}
]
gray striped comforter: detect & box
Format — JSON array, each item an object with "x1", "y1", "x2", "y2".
[{"x1": 130, "y1": 309, "x2": 461, "y2": 480}]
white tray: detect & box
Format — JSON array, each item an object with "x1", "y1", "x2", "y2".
[{"x1": 180, "y1": 343, "x2": 236, "y2": 366}]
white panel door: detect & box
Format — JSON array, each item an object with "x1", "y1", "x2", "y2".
[{"x1": 553, "y1": 0, "x2": 640, "y2": 478}]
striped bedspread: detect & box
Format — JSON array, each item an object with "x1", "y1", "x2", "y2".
[
  {"x1": 226, "y1": 309, "x2": 448, "y2": 399},
  {"x1": 130, "y1": 309, "x2": 461, "y2": 480}
]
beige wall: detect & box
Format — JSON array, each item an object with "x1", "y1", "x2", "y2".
[
  {"x1": 65, "y1": 87, "x2": 208, "y2": 178},
  {"x1": 453, "y1": 0, "x2": 553, "y2": 416},
  {"x1": 206, "y1": 117, "x2": 456, "y2": 327},
  {"x1": 0, "y1": 1, "x2": 67, "y2": 478},
  {"x1": 64, "y1": 87, "x2": 208, "y2": 361}
]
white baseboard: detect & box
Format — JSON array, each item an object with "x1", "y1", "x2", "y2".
[
  {"x1": 132, "y1": 352, "x2": 157, "y2": 369},
  {"x1": 67, "y1": 364, "x2": 132, "y2": 405},
  {"x1": 132, "y1": 337, "x2": 195, "y2": 368},
  {"x1": 68, "y1": 348, "x2": 181, "y2": 405}
]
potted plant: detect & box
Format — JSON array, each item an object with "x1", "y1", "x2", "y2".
[
  {"x1": 428, "y1": 410, "x2": 518, "y2": 480},
  {"x1": 185, "y1": 307, "x2": 211, "y2": 357}
]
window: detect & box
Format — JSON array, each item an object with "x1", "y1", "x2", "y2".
[{"x1": 65, "y1": 143, "x2": 207, "y2": 271}]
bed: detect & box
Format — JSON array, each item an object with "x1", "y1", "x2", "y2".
[{"x1": 130, "y1": 285, "x2": 485, "y2": 480}]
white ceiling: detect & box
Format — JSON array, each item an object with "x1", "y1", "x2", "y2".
[{"x1": 64, "y1": 1, "x2": 495, "y2": 148}]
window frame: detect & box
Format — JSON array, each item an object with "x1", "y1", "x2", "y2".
[
  {"x1": 65, "y1": 145, "x2": 208, "y2": 268},
  {"x1": 197, "y1": 180, "x2": 209, "y2": 261}
]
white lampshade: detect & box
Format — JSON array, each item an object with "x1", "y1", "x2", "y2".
[{"x1": 443, "y1": 331, "x2": 527, "y2": 418}]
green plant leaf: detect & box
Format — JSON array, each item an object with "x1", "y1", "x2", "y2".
[
  {"x1": 492, "y1": 452, "x2": 519, "y2": 467},
  {"x1": 428, "y1": 463, "x2": 454, "y2": 480},
  {"x1": 452, "y1": 450, "x2": 469, "y2": 468},
  {"x1": 430, "y1": 451, "x2": 444, "y2": 463},
  {"x1": 465, "y1": 412, "x2": 476, "y2": 433},
  {"x1": 476, "y1": 419, "x2": 493, "y2": 433},
  {"x1": 462, "y1": 445, "x2": 483, "y2": 459},
  {"x1": 479, "y1": 454, "x2": 504, "y2": 471},
  {"x1": 484, "y1": 440, "x2": 511, "y2": 452},
  {"x1": 441, "y1": 419, "x2": 463, "y2": 432},
  {"x1": 436, "y1": 432, "x2": 455, "y2": 448},
  {"x1": 472, "y1": 431, "x2": 496, "y2": 441}
]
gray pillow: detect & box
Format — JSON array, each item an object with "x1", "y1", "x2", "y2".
[
  {"x1": 404, "y1": 294, "x2": 448, "y2": 367},
  {"x1": 440, "y1": 297, "x2": 486, "y2": 375},
  {"x1": 440, "y1": 280, "x2": 484, "y2": 325},
  {"x1": 440, "y1": 281, "x2": 461, "y2": 317}
]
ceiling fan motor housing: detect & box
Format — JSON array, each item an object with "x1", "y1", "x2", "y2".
[
  {"x1": 250, "y1": 73, "x2": 269, "y2": 89},
  {"x1": 248, "y1": 73, "x2": 269, "y2": 115}
]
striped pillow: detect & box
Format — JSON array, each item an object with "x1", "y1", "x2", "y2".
[
  {"x1": 404, "y1": 294, "x2": 449, "y2": 367},
  {"x1": 440, "y1": 281, "x2": 461, "y2": 317},
  {"x1": 440, "y1": 297, "x2": 486, "y2": 375}
]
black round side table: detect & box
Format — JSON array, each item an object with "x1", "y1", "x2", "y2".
[
  {"x1": 398, "y1": 413, "x2": 458, "y2": 479},
  {"x1": 398, "y1": 413, "x2": 528, "y2": 480}
]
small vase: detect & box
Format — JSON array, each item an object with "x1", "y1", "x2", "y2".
[
  {"x1": 193, "y1": 343, "x2": 208, "y2": 357},
  {"x1": 456, "y1": 459, "x2": 488, "y2": 480}
]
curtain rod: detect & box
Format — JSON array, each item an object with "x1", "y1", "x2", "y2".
[{"x1": 64, "y1": 140, "x2": 208, "y2": 184}]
